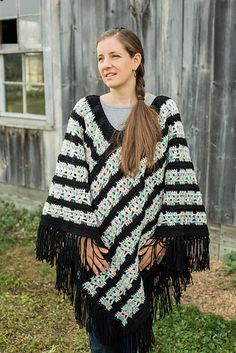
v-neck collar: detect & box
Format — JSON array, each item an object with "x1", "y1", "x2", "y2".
[{"x1": 86, "y1": 94, "x2": 161, "y2": 143}]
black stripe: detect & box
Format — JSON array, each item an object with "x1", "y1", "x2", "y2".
[
  {"x1": 162, "y1": 204, "x2": 206, "y2": 212},
  {"x1": 97, "y1": 180, "x2": 145, "y2": 233},
  {"x1": 92, "y1": 170, "x2": 124, "y2": 208},
  {"x1": 166, "y1": 161, "x2": 194, "y2": 170},
  {"x1": 167, "y1": 113, "x2": 182, "y2": 126},
  {"x1": 168, "y1": 137, "x2": 188, "y2": 148},
  {"x1": 57, "y1": 154, "x2": 89, "y2": 169},
  {"x1": 140, "y1": 184, "x2": 201, "y2": 235},
  {"x1": 87, "y1": 135, "x2": 124, "y2": 185},
  {"x1": 52, "y1": 175, "x2": 90, "y2": 191},
  {"x1": 92, "y1": 243, "x2": 139, "y2": 301},
  {"x1": 142, "y1": 210, "x2": 162, "y2": 235},
  {"x1": 84, "y1": 132, "x2": 100, "y2": 162},
  {"x1": 150, "y1": 95, "x2": 171, "y2": 114},
  {"x1": 64, "y1": 132, "x2": 83, "y2": 146},
  {"x1": 162, "y1": 124, "x2": 169, "y2": 140},
  {"x1": 165, "y1": 184, "x2": 200, "y2": 192},
  {"x1": 144, "y1": 152, "x2": 167, "y2": 178},
  {"x1": 109, "y1": 277, "x2": 141, "y2": 316},
  {"x1": 71, "y1": 110, "x2": 85, "y2": 129},
  {"x1": 109, "y1": 211, "x2": 146, "y2": 257},
  {"x1": 85, "y1": 95, "x2": 114, "y2": 142},
  {"x1": 144, "y1": 180, "x2": 165, "y2": 207},
  {"x1": 46, "y1": 196, "x2": 93, "y2": 212},
  {"x1": 89, "y1": 149, "x2": 110, "y2": 184},
  {"x1": 40, "y1": 214, "x2": 100, "y2": 238},
  {"x1": 138, "y1": 180, "x2": 166, "y2": 234},
  {"x1": 153, "y1": 223, "x2": 209, "y2": 238}
]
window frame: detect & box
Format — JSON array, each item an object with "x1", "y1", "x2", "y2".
[{"x1": 0, "y1": 1, "x2": 54, "y2": 130}]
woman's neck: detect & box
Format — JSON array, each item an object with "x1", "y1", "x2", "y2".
[{"x1": 102, "y1": 89, "x2": 147, "y2": 107}]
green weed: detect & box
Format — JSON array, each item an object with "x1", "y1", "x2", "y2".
[
  {"x1": 223, "y1": 251, "x2": 236, "y2": 274},
  {"x1": 153, "y1": 305, "x2": 236, "y2": 353},
  {"x1": 212, "y1": 251, "x2": 236, "y2": 290},
  {"x1": 0, "y1": 198, "x2": 42, "y2": 252}
]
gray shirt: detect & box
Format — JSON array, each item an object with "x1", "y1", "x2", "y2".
[{"x1": 100, "y1": 92, "x2": 156, "y2": 131}]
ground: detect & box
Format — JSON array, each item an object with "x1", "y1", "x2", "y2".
[{"x1": 182, "y1": 260, "x2": 236, "y2": 319}]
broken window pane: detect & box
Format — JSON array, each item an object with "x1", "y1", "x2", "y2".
[
  {"x1": 19, "y1": 15, "x2": 41, "y2": 47},
  {"x1": 19, "y1": 0, "x2": 40, "y2": 15},
  {"x1": 5, "y1": 84, "x2": 23, "y2": 113},
  {"x1": 25, "y1": 53, "x2": 44, "y2": 83},
  {"x1": 0, "y1": 19, "x2": 17, "y2": 44},
  {"x1": 4, "y1": 54, "x2": 22, "y2": 82},
  {"x1": 26, "y1": 85, "x2": 45, "y2": 115}
]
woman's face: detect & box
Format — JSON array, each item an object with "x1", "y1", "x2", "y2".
[{"x1": 97, "y1": 36, "x2": 141, "y2": 90}]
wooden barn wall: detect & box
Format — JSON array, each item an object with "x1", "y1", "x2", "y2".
[
  {"x1": 59, "y1": 0, "x2": 236, "y2": 227},
  {"x1": 0, "y1": 127, "x2": 45, "y2": 190}
]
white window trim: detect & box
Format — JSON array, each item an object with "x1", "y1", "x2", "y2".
[{"x1": 0, "y1": 1, "x2": 55, "y2": 130}]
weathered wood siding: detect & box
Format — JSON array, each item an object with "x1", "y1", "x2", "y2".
[
  {"x1": 0, "y1": 127, "x2": 45, "y2": 189},
  {"x1": 59, "y1": 0, "x2": 236, "y2": 227}
]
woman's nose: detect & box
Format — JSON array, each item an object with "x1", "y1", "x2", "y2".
[{"x1": 101, "y1": 58, "x2": 112, "y2": 68}]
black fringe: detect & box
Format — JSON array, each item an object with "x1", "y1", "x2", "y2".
[
  {"x1": 36, "y1": 224, "x2": 210, "y2": 353},
  {"x1": 142, "y1": 233, "x2": 210, "y2": 324},
  {"x1": 75, "y1": 286, "x2": 155, "y2": 353}
]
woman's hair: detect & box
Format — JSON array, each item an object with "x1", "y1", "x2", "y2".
[{"x1": 96, "y1": 28, "x2": 162, "y2": 178}]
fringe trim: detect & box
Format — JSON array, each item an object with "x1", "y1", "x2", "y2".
[
  {"x1": 143, "y1": 233, "x2": 210, "y2": 323},
  {"x1": 35, "y1": 223, "x2": 101, "y2": 302},
  {"x1": 36, "y1": 224, "x2": 210, "y2": 353},
  {"x1": 75, "y1": 287, "x2": 155, "y2": 353}
]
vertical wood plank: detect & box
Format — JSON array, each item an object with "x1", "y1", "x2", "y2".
[
  {"x1": 0, "y1": 127, "x2": 45, "y2": 189},
  {"x1": 208, "y1": 0, "x2": 236, "y2": 225},
  {"x1": 181, "y1": 0, "x2": 214, "y2": 207}
]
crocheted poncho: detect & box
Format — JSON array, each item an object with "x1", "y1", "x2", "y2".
[{"x1": 36, "y1": 95, "x2": 210, "y2": 353}]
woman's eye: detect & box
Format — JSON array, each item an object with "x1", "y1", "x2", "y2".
[{"x1": 97, "y1": 55, "x2": 120, "y2": 62}]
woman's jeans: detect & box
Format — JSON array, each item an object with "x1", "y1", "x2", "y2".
[
  {"x1": 89, "y1": 332, "x2": 113, "y2": 353},
  {"x1": 89, "y1": 331, "x2": 138, "y2": 353}
]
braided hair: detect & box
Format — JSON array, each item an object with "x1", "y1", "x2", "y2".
[{"x1": 96, "y1": 28, "x2": 162, "y2": 178}]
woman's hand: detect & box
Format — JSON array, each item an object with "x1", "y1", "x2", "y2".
[
  {"x1": 138, "y1": 239, "x2": 166, "y2": 271},
  {"x1": 78, "y1": 236, "x2": 110, "y2": 275}
]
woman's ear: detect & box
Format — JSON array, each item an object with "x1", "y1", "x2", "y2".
[{"x1": 132, "y1": 53, "x2": 142, "y2": 70}]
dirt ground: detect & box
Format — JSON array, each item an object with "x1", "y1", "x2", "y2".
[{"x1": 182, "y1": 260, "x2": 236, "y2": 319}]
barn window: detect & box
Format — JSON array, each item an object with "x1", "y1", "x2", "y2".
[
  {"x1": 0, "y1": 0, "x2": 52, "y2": 126},
  {"x1": 4, "y1": 53, "x2": 45, "y2": 115}
]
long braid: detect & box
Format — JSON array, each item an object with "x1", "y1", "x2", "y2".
[{"x1": 135, "y1": 63, "x2": 146, "y2": 101}]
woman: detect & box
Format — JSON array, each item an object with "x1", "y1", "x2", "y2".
[{"x1": 36, "y1": 28, "x2": 210, "y2": 353}]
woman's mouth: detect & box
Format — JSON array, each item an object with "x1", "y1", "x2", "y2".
[{"x1": 105, "y1": 73, "x2": 117, "y2": 79}]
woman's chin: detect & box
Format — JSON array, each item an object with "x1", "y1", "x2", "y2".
[{"x1": 105, "y1": 81, "x2": 124, "y2": 89}]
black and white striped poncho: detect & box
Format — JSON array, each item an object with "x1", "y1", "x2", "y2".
[{"x1": 36, "y1": 95, "x2": 210, "y2": 353}]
